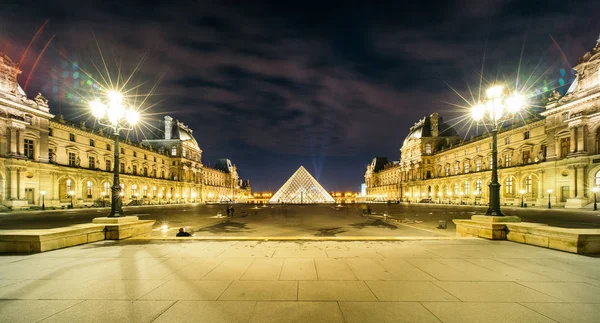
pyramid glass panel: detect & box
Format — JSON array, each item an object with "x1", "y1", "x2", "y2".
[{"x1": 269, "y1": 166, "x2": 335, "y2": 204}]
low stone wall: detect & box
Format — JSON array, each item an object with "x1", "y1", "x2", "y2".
[
  {"x1": 0, "y1": 224, "x2": 105, "y2": 253},
  {"x1": 0, "y1": 218, "x2": 156, "y2": 253},
  {"x1": 454, "y1": 217, "x2": 600, "y2": 255}
]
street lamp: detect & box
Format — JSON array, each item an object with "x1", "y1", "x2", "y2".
[
  {"x1": 592, "y1": 187, "x2": 599, "y2": 211},
  {"x1": 40, "y1": 191, "x2": 46, "y2": 210},
  {"x1": 471, "y1": 85, "x2": 526, "y2": 216},
  {"x1": 90, "y1": 91, "x2": 139, "y2": 217},
  {"x1": 68, "y1": 190, "x2": 75, "y2": 209},
  {"x1": 547, "y1": 189, "x2": 552, "y2": 209},
  {"x1": 519, "y1": 189, "x2": 526, "y2": 208}
]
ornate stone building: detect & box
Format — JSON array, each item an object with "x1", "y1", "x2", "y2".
[
  {"x1": 0, "y1": 53, "x2": 249, "y2": 209},
  {"x1": 365, "y1": 36, "x2": 600, "y2": 209}
]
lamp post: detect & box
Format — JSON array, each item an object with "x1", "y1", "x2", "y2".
[
  {"x1": 592, "y1": 187, "x2": 599, "y2": 211},
  {"x1": 471, "y1": 85, "x2": 526, "y2": 216},
  {"x1": 40, "y1": 191, "x2": 46, "y2": 210},
  {"x1": 547, "y1": 189, "x2": 552, "y2": 209},
  {"x1": 68, "y1": 190, "x2": 75, "y2": 209},
  {"x1": 519, "y1": 189, "x2": 526, "y2": 208},
  {"x1": 90, "y1": 91, "x2": 139, "y2": 217}
]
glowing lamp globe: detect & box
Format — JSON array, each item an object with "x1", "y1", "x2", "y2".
[
  {"x1": 486, "y1": 85, "x2": 503, "y2": 99},
  {"x1": 107, "y1": 91, "x2": 123, "y2": 106},
  {"x1": 90, "y1": 100, "x2": 107, "y2": 119},
  {"x1": 506, "y1": 93, "x2": 525, "y2": 113},
  {"x1": 125, "y1": 109, "x2": 140, "y2": 126},
  {"x1": 471, "y1": 104, "x2": 485, "y2": 121}
]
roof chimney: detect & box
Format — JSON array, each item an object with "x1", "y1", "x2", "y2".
[{"x1": 164, "y1": 116, "x2": 172, "y2": 140}]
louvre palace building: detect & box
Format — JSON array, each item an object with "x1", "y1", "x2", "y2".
[
  {"x1": 365, "y1": 36, "x2": 600, "y2": 209},
  {"x1": 0, "y1": 53, "x2": 249, "y2": 210}
]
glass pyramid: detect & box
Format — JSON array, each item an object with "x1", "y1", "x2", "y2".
[{"x1": 269, "y1": 166, "x2": 335, "y2": 204}]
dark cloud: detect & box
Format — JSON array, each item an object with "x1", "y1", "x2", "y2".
[{"x1": 1, "y1": 0, "x2": 599, "y2": 190}]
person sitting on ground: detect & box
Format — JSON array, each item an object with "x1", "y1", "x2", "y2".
[{"x1": 176, "y1": 228, "x2": 191, "y2": 237}]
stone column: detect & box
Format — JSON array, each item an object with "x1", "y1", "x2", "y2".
[
  {"x1": 8, "y1": 167, "x2": 18, "y2": 199},
  {"x1": 16, "y1": 130, "x2": 23, "y2": 155},
  {"x1": 537, "y1": 170, "x2": 544, "y2": 199},
  {"x1": 570, "y1": 127, "x2": 577, "y2": 153},
  {"x1": 577, "y1": 126, "x2": 587, "y2": 153},
  {"x1": 576, "y1": 164, "x2": 586, "y2": 198},
  {"x1": 569, "y1": 166, "x2": 576, "y2": 198},
  {"x1": 17, "y1": 168, "x2": 25, "y2": 200},
  {"x1": 8, "y1": 128, "x2": 17, "y2": 155}
]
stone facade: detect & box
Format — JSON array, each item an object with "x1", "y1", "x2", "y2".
[
  {"x1": 365, "y1": 36, "x2": 600, "y2": 209},
  {"x1": 0, "y1": 53, "x2": 249, "y2": 209}
]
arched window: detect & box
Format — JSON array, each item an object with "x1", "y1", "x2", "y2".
[
  {"x1": 476, "y1": 179, "x2": 482, "y2": 194},
  {"x1": 66, "y1": 179, "x2": 72, "y2": 192},
  {"x1": 464, "y1": 181, "x2": 470, "y2": 195},
  {"x1": 131, "y1": 184, "x2": 138, "y2": 197},
  {"x1": 505, "y1": 177, "x2": 514, "y2": 194},
  {"x1": 104, "y1": 182, "x2": 111, "y2": 196},
  {"x1": 142, "y1": 185, "x2": 148, "y2": 197},
  {"x1": 86, "y1": 181, "x2": 93, "y2": 198},
  {"x1": 454, "y1": 183, "x2": 459, "y2": 195},
  {"x1": 525, "y1": 175, "x2": 532, "y2": 193},
  {"x1": 595, "y1": 171, "x2": 600, "y2": 186}
]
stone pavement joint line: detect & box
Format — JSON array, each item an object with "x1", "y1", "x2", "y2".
[{"x1": 0, "y1": 239, "x2": 599, "y2": 323}]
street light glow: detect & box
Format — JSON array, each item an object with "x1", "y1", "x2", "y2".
[
  {"x1": 486, "y1": 85, "x2": 503, "y2": 99},
  {"x1": 90, "y1": 100, "x2": 107, "y2": 119},
  {"x1": 506, "y1": 93, "x2": 526, "y2": 113},
  {"x1": 471, "y1": 104, "x2": 485, "y2": 121}
]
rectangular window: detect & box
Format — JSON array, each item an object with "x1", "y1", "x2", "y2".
[
  {"x1": 182, "y1": 148, "x2": 187, "y2": 158},
  {"x1": 24, "y1": 139, "x2": 34, "y2": 159},
  {"x1": 425, "y1": 144, "x2": 431, "y2": 154},
  {"x1": 88, "y1": 156, "x2": 95, "y2": 169},
  {"x1": 454, "y1": 164, "x2": 459, "y2": 175},
  {"x1": 121, "y1": 148, "x2": 125, "y2": 154},
  {"x1": 144, "y1": 154, "x2": 147, "y2": 160},
  {"x1": 465, "y1": 149, "x2": 468, "y2": 156},
  {"x1": 464, "y1": 163, "x2": 469, "y2": 173},
  {"x1": 505, "y1": 155, "x2": 512, "y2": 167},
  {"x1": 161, "y1": 171, "x2": 165, "y2": 178},
  {"x1": 523, "y1": 131, "x2": 530, "y2": 140},
  {"x1": 133, "y1": 151, "x2": 137, "y2": 158},
  {"x1": 90, "y1": 139, "x2": 95, "y2": 147},
  {"x1": 48, "y1": 128, "x2": 53, "y2": 136},
  {"x1": 48, "y1": 149, "x2": 54, "y2": 163},
  {"x1": 476, "y1": 159, "x2": 481, "y2": 171},
  {"x1": 107, "y1": 143, "x2": 111, "y2": 151},
  {"x1": 445, "y1": 166, "x2": 449, "y2": 176},
  {"x1": 505, "y1": 136, "x2": 510, "y2": 145},
  {"x1": 171, "y1": 146, "x2": 177, "y2": 156},
  {"x1": 68, "y1": 152, "x2": 76, "y2": 166},
  {"x1": 476, "y1": 145, "x2": 480, "y2": 153},
  {"x1": 152, "y1": 169, "x2": 157, "y2": 177},
  {"x1": 69, "y1": 133, "x2": 75, "y2": 142},
  {"x1": 120, "y1": 162, "x2": 125, "y2": 173},
  {"x1": 560, "y1": 138, "x2": 569, "y2": 158},
  {"x1": 525, "y1": 175, "x2": 532, "y2": 193},
  {"x1": 106, "y1": 160, "x2": 111, "y2": 171},
  {"x1": 132, "y1": 165, "x2": 137, "y2": 175},
  {"x1": 144, "y1": 167, "x2": 148, "y2": 176},
  {"x1": 154, "y1": 157, "x2": 157, "y2": 162},
  {"x1": 505, "y1": 177, "x2": 514, "y2": 194},
  {"x1": 523, "y1": 150, "x2": 531, "y2": 163}
]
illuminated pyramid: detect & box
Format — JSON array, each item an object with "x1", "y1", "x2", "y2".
[{"x1": 269, "y1": 166, "x2": 335, "y2": 204}]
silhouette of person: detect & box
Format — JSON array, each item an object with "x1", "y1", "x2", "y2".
[{"x1": 176, "y1": 228, "x2": 191, "y2": 237}]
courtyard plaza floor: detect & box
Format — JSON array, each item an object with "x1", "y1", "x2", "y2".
[{"x1": 0, "y1": 239, "x2": 599, "y2": 322}]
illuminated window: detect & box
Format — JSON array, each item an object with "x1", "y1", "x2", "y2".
[
  {"x1": 131, "y1": 184, "x2": 137, "y2": 196},
  {"x1": 182, "y1": 148, "x2": 187, "y2": 157},
  {"x1": 171, "y1": 146, "x2": 177, "y2": 156},
  {"x1": 505, "y1": 155, "x2": 512, "y2": 167},
  {"x1": 454, "y1": 164, "x2": 459, "y2": 175},
  {"x1": 464, "y1": 181, "x2": 470, "y2": 194},
  {"x1": 505, "y1": 136, "x2": 510, "y2": 144},
  {"x1": 464, "y1": 162, "x2": 469, "y2": 173},
  {"x1": 104, "y1": 182, "x2": 111, "y2": 195},
  {"x1": 86, "y1": 181, "x2": 93, "y2": 198},
  {"x1": 476, "y1": 180, "x2": 482, "y2": 194},
  {"x1": 142, "y1": 185, "x2": 147, "y2": 197},
  {"x1": 505, "y1": 177, "x2": 514, "y2": 194},
  {"x1": 476, "y1": 159, "x2": 481, "y2": 171},
  {"x1": 66, "y1": 179, "x2": 72, "y2": 192},
  {"x1": 525, "y1": 175, "x2": 532, "y2": 193},
  {"x1": 425, "y1": 143, "x2": 431, "y2": 154},
  {"x1": 445, "y1": 166, "x2": 449, "y2": 176},
  {"x1": 454, "y1": 183, "x2": 459, "y2": 195}
]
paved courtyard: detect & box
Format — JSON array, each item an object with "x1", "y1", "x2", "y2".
[{"x1": 1, "y1": 238, "x2": 599, "y2": 323}]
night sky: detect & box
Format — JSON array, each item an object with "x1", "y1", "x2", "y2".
[{"x1": 1, "y1": 1, "x2": 599, "y2": 192}]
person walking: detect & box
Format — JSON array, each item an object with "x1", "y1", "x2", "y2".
[
  {"x1": 230, "y1": 206, "x2": 235, "y2": 217},
  {"x1": 226, "y1": 206, "x2": 231, "y2": 217}
]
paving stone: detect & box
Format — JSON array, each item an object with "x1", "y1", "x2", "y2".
[
  {"x1": 339, "y1": 301, "x2": 442, "y2": 323},
  {"x1": 521, "y1": 303, "x2": 600, "y2": 323},
  {"x1": 464, "y1": 258, "x2": 556, "y2": 281},
  {"x1": 314, "y1": 258, "x2": 357, "y2": 280},
  {"x1": 298, "y1": 281, "x2": 377, "y2": 301},
  {"x1": 240, "y1": 258, "x2": 284, "y2": 280},
  {"x1": 366, "y1": 281, "x2": 458, "y2": 301},
  {"x1": 518, "y1": 282, "x2": 600, "y2": 302},
  {"x1": 0, "y1": 279, "x2": 93, "y2": 299},
  {"x1": 250, "y1": 301, "x2": 344, "y2": 323},
  {"x1": 219, "y1": 281, "x2": 297, "y2": 300},
  {"x1": 0, "y1": 300, "x2": 81, "y2": 323},
  {"x1": 422, "y1": 302, "x2": 556, "y2": 323},
  {"x1": 43, "y1": 279, "x2": 167, "y2": 300},
  {"x1": 38, "y1": 300, "x2": 174, "y2": 323},
  {"x1": 346, "y1": 258, "x2": 395, "y2": 280},
  {"x1": 139, "y1": 280, "x2": 231, "y2": 300},
  {"x1": 372, "y1": 258, "x2": 437, "y2": 280},
  {"x1": 202, "y1": 258, "x2": 255, "y2": 280},
  {"x1": 433, "y1": 282, "x2": 561, "y2": 302},
  {"x1": 167, "y1": 258, "x2": 223, "y2": 280},
  {"x1": 153, "y1": 301, "x2": 256, "y2": 323},
  {"x1": 279, "y1": 258, "x2": 317, "y2": 280}
]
